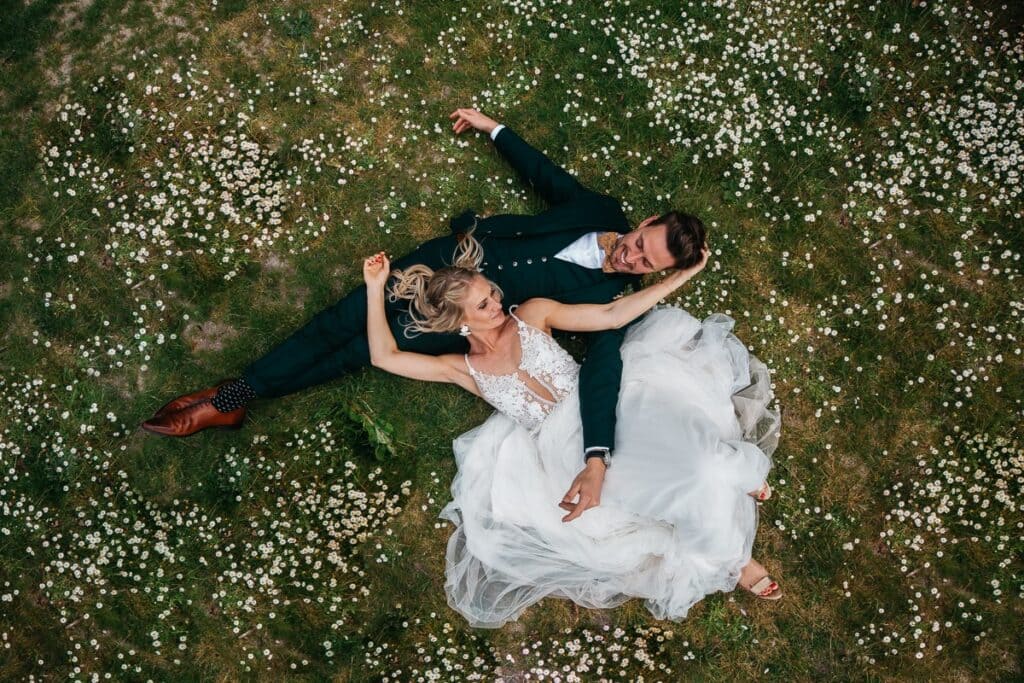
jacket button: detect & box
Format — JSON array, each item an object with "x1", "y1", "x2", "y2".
[
  {"x1": 526, "y1": 259, "x2": 533, "y2": 264},
  {"x1": 541, "y1": 257, "x2": 547, "y2": 262},
  {"x1": 497, "y1": 264, "x2": 503, "y2": 270},
  {"x1": 512, "y1": 261, "x2": 518, "y2": 267}
]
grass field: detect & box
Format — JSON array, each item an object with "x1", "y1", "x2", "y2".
[{"x1": 1, "y1": 0, "x2": 1023, "y2": 680}]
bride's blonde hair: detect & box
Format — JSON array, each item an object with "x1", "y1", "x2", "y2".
[{"x1": 388, "y1": 229, "x2": 502, "y2": 336}]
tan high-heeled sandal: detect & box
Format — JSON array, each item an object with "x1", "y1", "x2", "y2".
[
  {"x1": 744, "y1": 575, "x2": 783, "y2": 600},
  {"x1": 750, "y1": 482, "x2": 772, "y2": 503}
]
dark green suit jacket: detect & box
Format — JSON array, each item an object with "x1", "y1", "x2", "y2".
[
  {"x1": 245, "y1": 126, "x2": 641, "y2": 455},
  {"x1": 397, "y1": 127, "x2": 641, "y2": 451}
]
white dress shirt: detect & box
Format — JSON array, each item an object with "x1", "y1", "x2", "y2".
[{"x1": 555, "y1": 232, "x2": 607, "y2": 269}]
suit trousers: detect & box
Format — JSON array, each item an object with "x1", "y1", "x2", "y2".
[{"x1": 242, "y1": 236, "x2": 467, "y2": 398}]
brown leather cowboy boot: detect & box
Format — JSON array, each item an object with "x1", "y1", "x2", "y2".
[
  {"x1": 141, "y1": 399, "x2": 245, "y2": 437},
  {"x1": 150, "y1": 380, "x2": 233, "y2": 420}
]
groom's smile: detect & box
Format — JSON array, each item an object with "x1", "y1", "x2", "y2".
[{"x1": 610, "y1": 224, "x2": 676, "y2": 275}]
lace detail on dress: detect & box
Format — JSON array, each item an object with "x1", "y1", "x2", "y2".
[{"x1": 465, "y1": 308, "x2": 579, "y2": 433}]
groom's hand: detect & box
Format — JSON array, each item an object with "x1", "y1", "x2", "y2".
[
  {"x1": 559, "y1": 459, "x2": 606, "y2": 522},
  {"x1": 449, "y1": 107, "x2": 499, "y2": 136}
]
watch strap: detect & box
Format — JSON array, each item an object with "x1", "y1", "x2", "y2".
[{"x1": 584, "y1": 448, "x2": 611, "y2": 467}]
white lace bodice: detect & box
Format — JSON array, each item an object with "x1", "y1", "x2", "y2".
[{"x1": 465, "y1": 308, "x2": 580, "y2": 433}]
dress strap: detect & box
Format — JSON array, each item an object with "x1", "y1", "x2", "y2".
[
  {"x1": 463, "y1": 354, "x2": 478, "y2": 375},
  {"x1": 508, "y1": 304, "x2": 525, "y2": 326}
]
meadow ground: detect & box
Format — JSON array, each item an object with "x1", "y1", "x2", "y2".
[{"x1": 1, "y1": 0, "x2": 1022, "y2": 680}]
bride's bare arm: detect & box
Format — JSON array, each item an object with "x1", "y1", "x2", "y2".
[
  {"x1": 519, "y1": 246, "x2": 709, "y2": 333},
  {"x1": 363, "y1": 253, "x2": 481, "y2": 397}
]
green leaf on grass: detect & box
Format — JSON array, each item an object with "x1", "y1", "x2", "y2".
[{"x1": 342, "y1": 398, "x2": 398, "y2": 461}]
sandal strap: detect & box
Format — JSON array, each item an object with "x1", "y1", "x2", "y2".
[{"x1": 749, "y1": 576, "x2": 776, "y2": 595}]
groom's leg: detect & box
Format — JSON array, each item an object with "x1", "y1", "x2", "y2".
[
  {"x1": 238, "y1": 283, "x2": 468, "y2": 399},
  {"x1": 240, "y1": 284, "x2": 372, "y2": 398},
  {"x1": 214, "y1": 234, "x2": 463, "y2": 409},
  {"x1": 335, "y1": 325, "x2": 467, "y2": 373},
  {"x1": 231, "y1": 313, "x2": 466, "y2": 406},
  {"x1": 254, "y1": 334, "x2": 372, "y2": 395}
]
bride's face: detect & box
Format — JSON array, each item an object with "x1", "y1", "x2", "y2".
[{"x1": 461, "y1": 275, "x2": 505, "y2": 331}]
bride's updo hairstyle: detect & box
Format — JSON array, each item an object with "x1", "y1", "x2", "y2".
[{"x1": 388, "y1": 230, "x2": 503, "y2": 337}]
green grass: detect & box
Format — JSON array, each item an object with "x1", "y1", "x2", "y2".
[{"x1": 1, "y1": 0, "x2": 1022, "y2": 680}]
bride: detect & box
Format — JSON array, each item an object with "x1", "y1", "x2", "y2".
[{"x1": 361, "y1": 233, "x2": 782, "y2": 628}]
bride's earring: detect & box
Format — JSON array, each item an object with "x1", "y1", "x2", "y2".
[{"x1": 459, "y1": 324, "x2": 471, "y2": 337}]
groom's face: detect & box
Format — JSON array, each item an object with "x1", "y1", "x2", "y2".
[{"x1": 609, "y1": 223, "x2": 676, "y2": 275}]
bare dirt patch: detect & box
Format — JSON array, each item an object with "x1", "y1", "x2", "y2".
[
  {"x1": 37, "y1": 0, "x2": 95, "y2": 90},
  {"x1": 406, "y1": 206, "x2": 440, "y2": 242},
  {"x1": 270, "y1": 282, "x2": 311, "y2": 311},
  {"x1": 182, "y1": 320, "x2": 240, "y2": 353},
  {"x1": 254, "y1": 253, "x2": 311, "y2": 310},
  {"x1": 261, "y1": 253, "x2": 294, "y2": 274},
  {"x1": 20, "y1": 216, "x2": 43, "y2": 232}
]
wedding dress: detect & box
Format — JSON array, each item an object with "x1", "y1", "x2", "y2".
[{"x1": 440, "y1": 305, "x2": 780, "y2": 627}]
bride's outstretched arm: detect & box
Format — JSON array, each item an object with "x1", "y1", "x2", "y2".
[
  {"x1": 522, "y1": 246, "x2": 710, "y2": 333},
  {"x1": 363, "y1": 253, "x2": 481, "y2": 396}
]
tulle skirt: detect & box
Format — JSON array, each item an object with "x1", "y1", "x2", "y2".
[{"x1": 439, "y1": 307, "x2": 781, "y2": 627}]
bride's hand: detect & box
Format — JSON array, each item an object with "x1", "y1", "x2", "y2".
[
  {"x1": 664, "y1": 245, "x2": 710, "y2": 289},
  {"x1": 363, "y1": 252, "x2": 391, "y2": 290},
  {"x1": 678, "y1": 245, "x2": 710, "y2": 281}
]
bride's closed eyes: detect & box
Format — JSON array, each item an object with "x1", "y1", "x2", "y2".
[{"x1": 478, "y1": 287, "x2": 497, "y2": 309}]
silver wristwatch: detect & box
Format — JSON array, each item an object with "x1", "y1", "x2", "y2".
[{"x1": 584, "y1": 447, "x2": 612, "y2": 468}]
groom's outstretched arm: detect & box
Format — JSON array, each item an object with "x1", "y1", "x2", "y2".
[
  {"x1": 450, "y1": 107, "x2": 594, "y2": 206},
  {"x1": 491, "y1": 126, "x2": 592, "y2": 206}
]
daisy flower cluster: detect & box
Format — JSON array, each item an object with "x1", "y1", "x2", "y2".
[
  {"x1": 611, "y1": 2, "x2": 850, "y2": 199},
  {"x1": 366, "y1": 622, "x2": 678, "y2": 682},
  {"x1": 847, "y1": 429, "x2": 1023, "y2": 663},
  {"x1": 23, "y1": 253, "x2": 180, "y2": 389},
  {"x1": 38, "y1": 61, "x2": 333, "y2": 286},
  {"x1": 0, "y1": 386, "x2": 408, "y2": 675},
  {"x1": 882, "y1": 430, "x2": 1023, "y2": 598},
  {"x1": 589, "y1": 0, "x2": 1024, "y2": 235},
  {"x1": 843, "y1": 7, "x2": 1023, "y2": 230},
  {"x1": 498, "y1": 625, "x2": 679, "y2": 682}
]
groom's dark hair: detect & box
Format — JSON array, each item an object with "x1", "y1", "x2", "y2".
[{"x1": 660, "y1": 211, "x2": 706, "y2": 269}]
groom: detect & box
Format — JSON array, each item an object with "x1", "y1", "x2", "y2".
[{"x1": 143, "y1": 108, "x2": 707, "y2": 521}]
